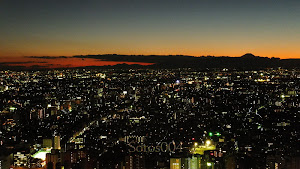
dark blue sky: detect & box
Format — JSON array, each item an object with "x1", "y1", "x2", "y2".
[{"x1": 1, "y1": 0, "x2": 299, "y2": 58}]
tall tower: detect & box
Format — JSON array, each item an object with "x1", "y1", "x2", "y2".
[{"x1": 54, "y1": 136, "x2": 61, "y2": 150}]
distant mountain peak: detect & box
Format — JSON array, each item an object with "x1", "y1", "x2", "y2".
[{"x1": 241, "y1": 53, "x2": 257, "y2": 58}]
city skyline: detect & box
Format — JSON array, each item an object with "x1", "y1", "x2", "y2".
[{"x1": 1, "y1": 68, "x2": 299, "y2": 168}]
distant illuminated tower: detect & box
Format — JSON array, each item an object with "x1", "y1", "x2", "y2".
[
  {"x1": 170, "y1": 158, "x2": 181, "y2": 169},
  {"x1": 54, "y1": 136, "x2": 61, "y2": 150}
]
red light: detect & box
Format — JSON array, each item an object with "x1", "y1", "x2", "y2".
[
  {"x1": 192, "y1": 138, "x2": 195, "y2": 140},
  {"x1": 210, "y1": 152, "x2": 214, "y2": 156}
]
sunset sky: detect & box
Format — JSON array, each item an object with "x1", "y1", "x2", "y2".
[{"x1": 1, "y1": 0, "x2": 300, "y2": 68}]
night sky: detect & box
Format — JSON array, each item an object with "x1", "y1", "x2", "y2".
[{"x1": 1, "y1": 0, "x2": 299, "y2": 68}]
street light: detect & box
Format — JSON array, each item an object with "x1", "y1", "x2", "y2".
[{"x1": 205, "y1": 140, "x2": 211, "y2": 146}]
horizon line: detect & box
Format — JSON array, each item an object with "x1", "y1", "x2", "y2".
[{"x1": 3, "y1": 53, "x2": 297, "y2": 60}]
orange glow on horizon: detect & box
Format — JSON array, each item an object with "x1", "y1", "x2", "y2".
[
  {"x1": 0, "y1": 49, "x2": 299, "y2": 69},
  {"x1": 1, "y1": 50, "x2": 299, "y2": 60},
  {"x1": 0, "y1": 57, "x2": 153, "y2": 69}
]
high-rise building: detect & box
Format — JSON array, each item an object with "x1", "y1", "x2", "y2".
[
  {"x1": 54, "y1": 136, "x2": 61, "y2": 150},
  {"x1": 170, "y1": 158, "x2": 181, "y2": 169},
  {"x1": 46, "y1": 149, "x2": 60, "y2": 169},
  {"x1": 43, "y1": 138, "x2": 52, "y2": 148},
  {"x1": 124, "y1": 154, "x2": 145, "y2": 169}
]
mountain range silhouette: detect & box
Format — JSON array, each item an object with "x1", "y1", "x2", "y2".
[
  {"x1": 73, "y1": 53, "x2": 299, "y2": 69},
  {"x1": 1, "y1": 53, "x2": 299, "y2": 70}
]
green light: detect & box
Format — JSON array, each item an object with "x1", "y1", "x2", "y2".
[
  {"x1": 32, "y1": 149, "x2": 51, "y2": 160},
  {"x1": 9, "y1": 107, "x2": 16, "y2": 110},
  {"x1": 215, "y1": 132, "x2": 221, "y2": 136},
  {"x1": 209, "y1": 132, "x2": 213, "y2": 137},
  {"x1": 207, "y1": 162, "x2": 212, "y2": 166}
]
